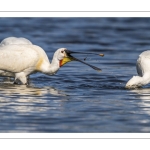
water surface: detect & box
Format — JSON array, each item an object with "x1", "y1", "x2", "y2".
[{"x1": 0, "y1": 18, "x2": 150, "y2": 132}]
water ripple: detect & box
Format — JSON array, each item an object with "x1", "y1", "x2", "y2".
[{"x1": 0, "y1": 18, "x2": 150, "y2": 132}]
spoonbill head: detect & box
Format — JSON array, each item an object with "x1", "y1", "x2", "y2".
[{"x1": 126, "y1": 50, "x2": 150, "y2": 89}]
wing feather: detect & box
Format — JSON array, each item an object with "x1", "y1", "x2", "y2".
[{"x1": 0, "y1": 45, "x2": 39, "y2": 73}]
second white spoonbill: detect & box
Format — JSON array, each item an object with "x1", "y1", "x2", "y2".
[{"x1": 126, "y1": 50, "x2": 150, "y2": 88}]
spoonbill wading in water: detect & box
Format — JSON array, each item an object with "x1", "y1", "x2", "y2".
[
  {"x1": 0, "y1": 37, "x2": 104, "y2": 85},
  {"x1": 126, "y1": 50, "x2": 150, "y2": 89}
]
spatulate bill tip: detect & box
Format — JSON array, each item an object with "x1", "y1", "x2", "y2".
[
  {"x1": 99, "y1": 54, "x2": 104, "y2": 57},
  {"x1": 96, "y1": 68, "x2": 102, "y2": 72}
]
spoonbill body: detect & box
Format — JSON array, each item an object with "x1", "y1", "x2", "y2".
[{"x1": 0, "y1": 37, "x2": 103, "y2": 85}]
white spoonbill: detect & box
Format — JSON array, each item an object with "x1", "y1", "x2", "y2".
[
  {"x1": 0, "y1": 42, "x2": 103, "y2": 85},
  {"x1": 126, "y1": 50, "x2": 150, "y2": 88}
]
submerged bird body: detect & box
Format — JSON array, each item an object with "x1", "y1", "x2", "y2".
[{"x1": 126, "y1": 50, "x2": 150, "y2": 88}]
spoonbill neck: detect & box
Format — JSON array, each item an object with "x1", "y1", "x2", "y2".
[{"x1": 45, "y1": 57, "x2": 60, "y2": 75}]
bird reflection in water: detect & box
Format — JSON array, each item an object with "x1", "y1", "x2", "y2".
[
  {"x1": 129, "y1": 88, "x2": 150, "y2": 100},
  {"x1": 128, "y1": 88, "x2": 150, "y2": 117},
  {"x1": 0, "y1": 82, "x2": 68, "y2": 113},
  {"x1": 0, "y1": 81, "x2": 66, "y2": 96}
]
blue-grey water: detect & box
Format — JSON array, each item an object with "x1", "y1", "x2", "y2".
[{"x1": 0, "y1": 17, "x2": 150, "y2": 132}]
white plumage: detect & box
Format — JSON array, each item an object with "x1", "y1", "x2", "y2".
[
  {"x1": 0, "y1": 37, "x2": 32, "y2": 46},
  {"x1": 0, "y1": 37, "x2": 71, "y2": 84},
  {"x1": 126, "y1": 50, "x2": 150, "y2": 88},
  {"x1": 0, "y1": 37, "x2": 33, "y2": 80},
  {"x1": 0, "y1": 37, "x2": 102, "y2": 85}
]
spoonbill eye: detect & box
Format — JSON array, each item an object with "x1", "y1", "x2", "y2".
[{"x1": 61, "y1": 51, "x2": 64, "y2": 53}]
